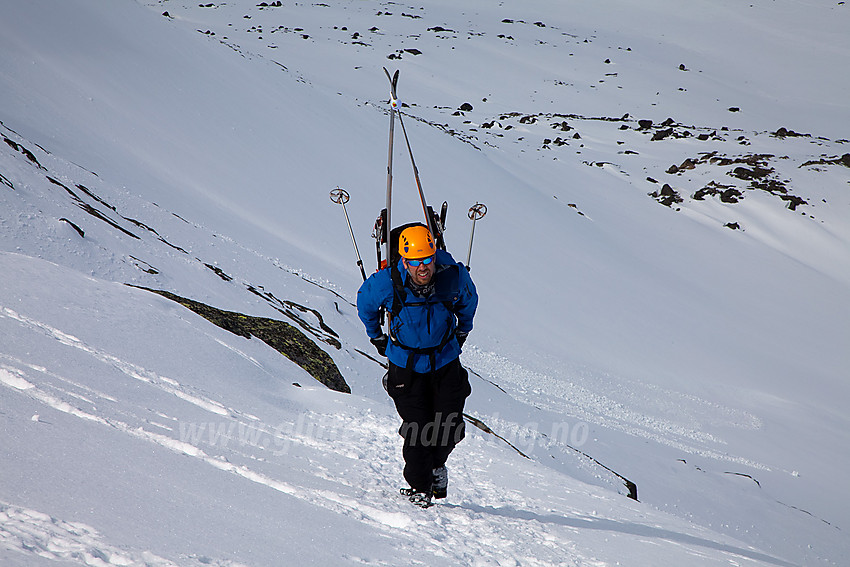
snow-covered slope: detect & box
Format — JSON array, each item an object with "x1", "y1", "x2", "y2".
[
  {"x1": 1, "y1": 0, "x2": 848, "y2": 565},
  {"x1": 2, "y1": 251, "x2": 798, "y2": 566}
]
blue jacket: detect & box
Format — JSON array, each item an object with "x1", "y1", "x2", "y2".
[{"x1": 357, "y1": 249, "x2": 478, "y2": 373}]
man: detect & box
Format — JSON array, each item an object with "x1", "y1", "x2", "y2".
[{"x1": 357, "y1": 225, "x2": 478, "y2": 507}]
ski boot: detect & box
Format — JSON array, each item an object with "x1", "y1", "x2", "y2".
[
  {"x1": 432, "y1": 466, "x2": 448, "y2": 499},
  {"x1": 400, "y1": 487, "x2": 433, "y2": 508}
]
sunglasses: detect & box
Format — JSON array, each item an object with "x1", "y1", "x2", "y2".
[{"x1": 407, "y1": 256, "x2": 435, "y2": 267}]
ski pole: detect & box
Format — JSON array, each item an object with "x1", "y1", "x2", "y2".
[
  {"x1": 466, "y1": 202, "x2": 487, "y2": 270},
  {"x1": 397, "y1": 113, "x2": 435, "y2": 237},
  {"x1": 396, "y1": 109, "x2": 440, "y2": 239},
  {"x1": 330, "y1": 187, "x2": 367, "y2": 281}
]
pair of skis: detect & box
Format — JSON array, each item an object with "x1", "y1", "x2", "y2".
[
  {"x1": 331, "y1": 68, "x2": 487, "y2": 281},
  {"x1": 382, "y1": 67, "x2": 435, "y2": 265}
]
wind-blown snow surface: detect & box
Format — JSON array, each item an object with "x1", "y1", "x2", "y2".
[{"x1": 1, "y1": 0, "x2": 848, "y2": 565}]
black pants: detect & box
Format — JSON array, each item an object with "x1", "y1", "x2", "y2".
[{"x1": 387, "y1": 358, "x2": 472, "y2": 492}]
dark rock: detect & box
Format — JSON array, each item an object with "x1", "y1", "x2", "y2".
[
  {"x1": 779, "y1": 194, "x2": 807, "y2": 210},
  {"x1": 801, "y1": 153, "x2": 850, "y2": 168},
  {"x1": 4, "y1": 136, "x2": 44, "y2": 169},
  {"x1": 139, "y1": 289, "x2": 350, "y2": 393},
  {"x1": 720, "y1": 188, "x2": 743, "y2": 203},
  {"x1": 652, "y1": 128, "x2": 674, "y2": 141},
  {"x1": 730, "y1": 166, "x2": 772, "y2": 180},
  {"x1": 772, "y1": 127, "x2": 810, "y2": 138},
  {"x1": 0, "y1": 171, "x2": 13, "y2": 190},
  {"x1": 649, "y1": 184, "x2": 683, "y2": 207},
  {"x1": 205, "y1": 263, "x2": 233, "y2": 282},
  {"x1": 679, "y1": 158, "x2": 698, "y2": 170},
  {"x1": 59, "y1": 218, "x2": 85, "y2": 238},
  {"x1": 751, "y1": 178, "x2": 787, "y2": 194}
]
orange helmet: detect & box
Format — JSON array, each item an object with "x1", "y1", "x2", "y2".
[{"x1": 399, "y1": 225, "x2": 435, "y2": 259}]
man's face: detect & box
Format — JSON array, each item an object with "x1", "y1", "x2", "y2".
[{"x1": 404, "y1": 256, "x2": 436, "y2": 286}]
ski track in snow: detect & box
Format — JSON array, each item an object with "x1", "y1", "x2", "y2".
[
  {"x1": 0, "y1": 499, "x2": 250, "y2": 567},
  {"x1": 0, "y1": 305, "x2": 552, "y2": 564},
  {"x1": 0, "y1": 305, "x2": 232, "y2": 417},
  {"x1": 0, "y1": 305, "x2": 782, "y2": 567},
  {"x1": 463, "y1": 346, "x2": 769, "y2": 470}
]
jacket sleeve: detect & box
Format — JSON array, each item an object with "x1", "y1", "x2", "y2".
[
  {"x1": 454, "y1": 265, "x2": 478, "y2": 334},
  {"x1": 357, "y1": 270, "x2": 391, "y2": 339}
]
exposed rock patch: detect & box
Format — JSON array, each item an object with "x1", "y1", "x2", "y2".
[
  {"x1": 649, "y1": 183, "x2": 683, "y2": 207},
  {"x1": 138, "y1": 288, "x2": 350, "y2": 394}
]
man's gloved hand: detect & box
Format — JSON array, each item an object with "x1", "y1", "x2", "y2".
[
  {"x1": 456, "y1": 331, "x2": 469, "y2": 348},
  {"x1": 370, "y1": 334, "x2": 389, "y2": 357}
]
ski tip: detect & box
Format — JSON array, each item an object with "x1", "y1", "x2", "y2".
[{"x1": 383, "y1": 67, "x2": 400, "y2": 90}]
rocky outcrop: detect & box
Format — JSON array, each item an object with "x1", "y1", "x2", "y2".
[{"x1": 137, "y1": 288, "x2": 350, "y2": 394}]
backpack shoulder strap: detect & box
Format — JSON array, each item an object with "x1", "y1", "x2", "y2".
[
  {"x1": 391, "y1": 258, "x2": 461, "y2": 322},
  {"x1": 390, "y1": 260, "x2": 406, "y2": 321}
]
